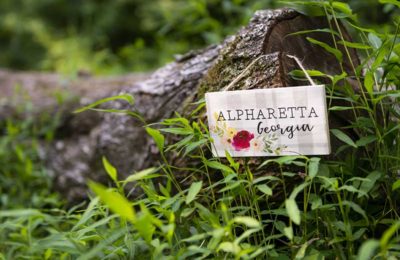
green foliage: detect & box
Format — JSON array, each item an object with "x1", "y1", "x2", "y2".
[
  {"x1": 2, "y1": 0, "x2": 400, "y2": 259},
  {"x1": 0, "y1": 95, "x2": 61, "y2": 210},
  {"x1": 88, "y1": 181, "x2": 135, "y2": 223},
  {"x1": 0, "y1": 0, "x2": 279, "y2": 75},
  {"x1": 3, "y1": 0, "x2": 396, "y2": 76}
]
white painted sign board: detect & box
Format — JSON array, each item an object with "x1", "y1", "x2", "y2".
[{"x1": 205, "y1": 85, "x2": 330, "y2": 157}]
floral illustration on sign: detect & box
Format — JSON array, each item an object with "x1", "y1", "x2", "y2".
[
  {"x1": 210, "y1": 112, "x2": 287, "y2": 154},
  {"x1": 232, "y1": 130, "x2": 254, "y2": 151}
]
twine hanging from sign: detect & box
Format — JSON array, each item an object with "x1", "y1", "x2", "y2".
[
  {"x1": 286, "y1": 54, "x2": 317, "y2": 86},
  {"x1": 223, "y1": 54, "x2": 316, "y2": 91}
]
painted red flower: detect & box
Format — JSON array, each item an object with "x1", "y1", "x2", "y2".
[{"x1": 232, "y1": 130, "x2": 254, "y2": 151}]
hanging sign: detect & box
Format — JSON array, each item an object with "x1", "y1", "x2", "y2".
[{"x1": 205, "y1": 85, "x2": 331, "y2": 157}]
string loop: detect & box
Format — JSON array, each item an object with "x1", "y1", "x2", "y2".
[{"x1": 222, "y1": 54, "x2": 316, "y2": 91}]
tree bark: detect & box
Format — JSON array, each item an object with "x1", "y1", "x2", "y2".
[{"x1": 0, "y1": 8, "x2": 359, "y2": 202}]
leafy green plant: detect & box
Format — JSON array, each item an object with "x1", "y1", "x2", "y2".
[
  {"x1": 0, "y1": 98, "x2": 61, "y2": 210},
  {"x1": 85, "y1": 1, "x2": 400, "y2": 257}
]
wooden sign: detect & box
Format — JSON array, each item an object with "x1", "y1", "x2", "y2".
[{"x1": 205, "y1": 85, "x2": 330, "y2": 157}]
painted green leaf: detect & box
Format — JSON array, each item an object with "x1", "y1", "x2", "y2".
[
  {"x1": 331, "y1": 129, "x2": 357, "y2": 148},
  {"x1": 186, "y1": 181, "x2": 202, "y2": 204},
  {"x1": 285, "y1": 199, "x2": 301, "y2": 225},
  {"x1": 102, "y1": 156, "x2": 117, "y2": 183},
  {"x1": 146, "y1": 127, "x2": 165, "y2": 152},
  {"x1": 88, "y1": 181, "x2": 135, "y2": 222}
]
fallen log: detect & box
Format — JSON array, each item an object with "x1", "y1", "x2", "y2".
[{"x1": 0, "y1": 8, "x2": 359, "y2": 201}]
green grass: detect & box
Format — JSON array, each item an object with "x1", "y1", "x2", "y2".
[{"x1": 1, "y1": 1, "x2": 400, "y2": 259}]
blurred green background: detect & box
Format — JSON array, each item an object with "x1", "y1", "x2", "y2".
[{"x1": 0, "y1": 0, "x2": 397, "y2": 75}]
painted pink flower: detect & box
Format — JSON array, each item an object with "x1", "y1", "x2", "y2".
[{"x1": 232, "y1": 130, "x2": 254, "y2": 151}]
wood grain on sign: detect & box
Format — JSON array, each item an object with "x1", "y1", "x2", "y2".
[{"x1": 205, "y1": 85, "x2": 330, "y2": 157}]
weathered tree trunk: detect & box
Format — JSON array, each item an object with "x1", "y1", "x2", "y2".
[{"x1": 0, "y1": 8, "x2": 359, "y2": 201}]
